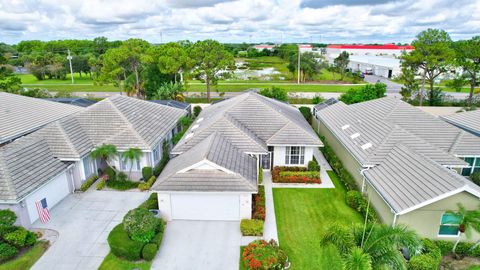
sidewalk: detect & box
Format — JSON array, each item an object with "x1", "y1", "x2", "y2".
[{"x1": 262, "y1": 171, "x2": 278, "y2": 242}]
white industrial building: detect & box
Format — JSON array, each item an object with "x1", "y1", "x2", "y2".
[{"x1": 348, "y1": 55, "x2": 402, "y2": 78}]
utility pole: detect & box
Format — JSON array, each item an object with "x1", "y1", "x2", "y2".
[
  {"x1": 67, "y1": 49, "x2": 74, "y2": 84},
  {"x1": 297, "y1": 45, "x2": 301, "y2": 84},
  {"x1": 160, "y1": 32, "x2": 163, "y2": 43}
]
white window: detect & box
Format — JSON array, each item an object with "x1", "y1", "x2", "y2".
[
  {"x1": 83, "y1": 156, "x2": 93, "y2": 178},
  {"x1": 120, "y1": 156, "x2": 141, "y2": 171},
  {"x1": 285, "y1": 146, "x2": 305, "y2": 165},
  {"x1": 438, "y1": 213, "x2": 461, "y2": 237},
  {"x1": 152, "y1": 144, "x2": 160, "y2": 164}
]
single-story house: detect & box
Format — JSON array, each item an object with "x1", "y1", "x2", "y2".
[
  {"x1": 0, "y1": 92, "x2": 84, "y2": 145},
  {"x1": 313, "y1": 97, "x2": 480, "y2": 240},
  {"x1": 45, "y1": 97, "x2": 98, "y2": 107},
  {"x1": 0, "y1": 94, "x2": 187, "y2": 227},
  {"x1": 149, "y1": 100, "x2": 192, "y2": 117},
  {"x1": 441, "y1": 109, "x2": 480, "y2": 138},
  {"x1": 153, "y1": 91, "x2": 322, "y2": 221}
]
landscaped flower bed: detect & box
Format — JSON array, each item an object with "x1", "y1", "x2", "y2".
[
  {"x1": 272, "y1": 166, "x2": 321, "y2": 184},
  {"x1": 252, "y1": 186, "x2": 266, "y2": 221},
  {"x1": 241, "y1": 240, "x2": 288, "y2": 270}
]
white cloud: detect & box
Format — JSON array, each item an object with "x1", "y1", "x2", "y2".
[{"x1": 0, "y1": 0, "x2": 479, "y2": 44}]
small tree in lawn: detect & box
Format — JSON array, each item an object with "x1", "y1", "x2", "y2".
[
  {"x1": 334, "y1": 51, "x2": 350, "y2": 81},
  {"x1": 121, "y1": 147, "x2": 142, "y2": 179},
  {"x1": 447, "y1": 203, "x2": 480, "y2": 254},
  {"x1": 90, "y1": 144, "x2": 118, "y2": 170}
]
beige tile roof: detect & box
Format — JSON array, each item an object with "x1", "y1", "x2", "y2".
[{"x1": 441, "y1": 109, "x2": 480, "y2": 137}]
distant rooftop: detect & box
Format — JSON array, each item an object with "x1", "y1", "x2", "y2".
[
  {"x1": 149, "y1": 100, "x2": 191, "y2": 111},
  {"x1": 327, "y1": 44, "x2": 414, "y2": 50},
  {"x1": 45, "y1": 98, "x2": 97, "y2": 107},
  {"x1": 441, "y1": 110, "x2": 480, "y2": 137}
]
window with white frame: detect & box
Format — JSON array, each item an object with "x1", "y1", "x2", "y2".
[
  {"x1": 152, "y1": 144, "x2": 160, "y2": 164},
  {"x1": 461, "y1": 157, "x2": 480, "y2": 176},
  {"x1": 83, "y1": 156, "x2": 93, "y2": 178},
  {"x1": 285, "y1": 146, "x2": 305, "y2": 165},
  {"x1": 120, "y1": 156, "x2": 141, "y2": 171},
  {"x1": 438, "y1": 212, "x2": 461, "y2": 236}
]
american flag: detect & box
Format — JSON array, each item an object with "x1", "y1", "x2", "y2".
[{"x1": 35, "y1": 198, "x2": 51, "y2": 223}]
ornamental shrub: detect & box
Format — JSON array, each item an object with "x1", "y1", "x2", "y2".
[
  {"x1": 242, "y1": 240, "x2": 287, "y2": 270},
  {"x1": 105, "y1": 166, "x2": 116, "y2": 181},
  {"x1": 408, "y1": 239, "x2": 441, "y2": 270},
  {"x1": 142, "y1": 167, "x2": 153, "y2": 181},
  {"x1": 307, "y1": 160, "x2": 320, "y2": 172},
  {"x1": 252, "y1": 186, "x2": 266, "y2": 220},
  {"x1": 107, "y1": 224, "x2": 144, "y2": 261},
  {"x1": 96, "y1": 179, "x2": 106, "y2": 190},
  {"x1": 139, "y1": 176, "x2": 157, "y2": 191},
  {"x1": 0, "y1": 242, "x2": 18, "y2": 262},
  {"x1": 123, "y1": 208, "x2": 159, "y2": 243},
  {"x1": 150, "y1": 231, "x2": 164, "y2": 246},
  {"x1": 138, "y1": 193, "x2": 159, "y2": 210},
  {"x1": 258, "y1": 169, "x2": 263, "y2": 185},
  {"x1": 0, "y1": 210, "x2": 17, "y2": 229},
  {"x1": 142, "y1": 243, "x2": 158, "y2": 261},
  {"x1": 193, "y1": 106, "x2": 202, "y2": 118},
  {"x1": 298, "y1": 106, "x2": 312, "y2": 122},
  {"x1": 240, "y1": 219, "x2": 264, "y2": 236},
  {"x1": 346, "y1": 190, "x2": 377, "y2": 223},
  {"x1": 4, "y1": 227, "x2": 28, "y2": 247},
  {"x1": 273, "y1": 166, "x2": 321, "y2": 184},
  {"x1": 25, "y1": 231, "x2": 37, "y2": 246},
  {"x1": 471, "y1": 171, "x2": 480, "y2": 186},
  {"x1": 80, "y1": 175, "x2": 99, "y2": 191}
]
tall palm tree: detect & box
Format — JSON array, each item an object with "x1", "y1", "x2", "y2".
[
  {"x1": 90, "y1": 144, "x2": 118, "y2": 169},
  {"x1": 321, "y1": 223, "x2": 422, "y2": 270},
  {"x1": 121, "y1": 147, "x2": 142, "y2": 179},
  {"x1": 447, "y1": 203, "x2": 480, "y2": 253}
]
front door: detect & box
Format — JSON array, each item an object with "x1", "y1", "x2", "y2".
[{"x1": 260, "y1": 153, "x2": 271, "y2": 170}]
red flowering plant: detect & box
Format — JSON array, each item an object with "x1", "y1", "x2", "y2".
[
  {"x1": 272, "y1": 166, "x2": 321, "y2": 184},
  {"x1": 252, "y1": 186, "x2": 266, "y2": 220},
  {"x1": 242, "y1": 240, "x2": 287, "y2": 270}
]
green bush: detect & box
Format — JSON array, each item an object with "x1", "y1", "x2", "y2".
[
  {"x1": 96, "y1": 179, "x2": 106, "y2": 190},
  {"x1": 155, "y1": 219, "x2": 165, "y2": 234},
  {"x1": 193, "y1": 106, "x2": 202, "y2": 118},
  {"x1": 123, "y1": 208, "x2": 159, "y2": 243},
  {"x1": 298, "y1": 106, "x2": 312, "y2": 122},
  {"x1": 150, "y1": 231, "x2": 164, "y2": 246},
  {"x1": 240, "y1": 219, "x2": 264, "y2": 236},
  {"x1": 0, "y1": 242, "x2": 18, "y2": 261},
  {"x1": 279, "y1": 171, "x2": 320, "y2": 178},
  {"x1": 105, "y1": 166, "x2": 116, "y2": 180},
  {"x1": 0, "y1": 210, "x2": 16, "y2": 229},
  {"x1": 138, "y1": 193, "x2": 159, "y2": 210},
  {"x1": 471, "y1": 171, "x2": 480, "y2": 186},
  {"x1": 4, "y1": 227, "x2": 28, "y2": 247},
  {"x1": 259, "y1": 86, "x2": 288, "y2": 101},
  {"x1": 432, "y1": 240, "x2": 453, "y2": 256},
  {"x1": 258, "y1": 169, "x2": 263, "y2": 185},
  {"x1": 106, "y1": 179, "x2": 139, "y2": 191},
  {"x1": 345, "y1": 190, "x2": 377, "y2": 223},
  {"x1": 142, "y1": 167, "x2": 153, "y2": 181},
  {"x1": 408, "y1": 239, "x2": 442, "y2": 270},
  {"x1": 320, "y1": 137, "x2": 357, "y2": 190},
  {"x1": 142, "y1": 243, "x2": 158, "y2": 261},
  {"x1": 307, "y1": 160, "x2": 320, "y2": 171},
  {"x1": 139, "y1": 176, "x2": 157, "y2": 191},
  {"x1": 242, "y1": 240, "x2": 287, "y2": 270},
  {"x1": 25, "y1": 231, "x2": 37, "y2": 246},
  {"x1": 252, "y1": 186, "x2": 266, "y2": 220},
  {"x1": 107, "y1": 224, "x2": 144, "y2": 261},
  {"x1": 339, "y1": 82, "x2": 386, "y2": 105},
  {"x1": 80, "y1": 175, "x2": 99, "y2": 191},
  {"x1": 117, "y1": 172, "x2": 128, "y2": 181}
]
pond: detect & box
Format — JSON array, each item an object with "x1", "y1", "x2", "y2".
[{"x1": 231, "y1": 62, "x2": 283, "y2": 81}]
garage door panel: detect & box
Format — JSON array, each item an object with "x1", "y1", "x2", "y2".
[{"x1": 171, "y1": 194, "x2": 239, "y2": 221}]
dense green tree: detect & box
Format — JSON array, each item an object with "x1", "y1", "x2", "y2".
[
  {"x1": 453, "y1": 36, "x2": 480, "y2": 106},
  {"x1": 157, "y1": 42, "x2": 192, "y2": 83},
  {"x1": 190, "y1": 40, "x2": 235, "y2": 102},
  {"x1": 259, "y1": 86, "x2": 288, "y2": 101},
  {"x1": 401, "y1": 29, "x2": 455, "y2": 106},
  {"x1": 288, "y1": 52, "x2": 323, "y2": 82},
  {"x1": 151, "y1": 82, "x2": 183, "y2": 100},
  {"x1": 321, "y1": 223, "x2": 422, "y2": 270},
  {"x1": 274, "y1": 44, "x2": 297, "y2": 60},
  {"x1": 334, "y1": 51, "x2": 350, "y2": 81},
  {"x1": 339, "y1": 83, "x2": 386, "y2": 104},
  {"x1": 71, "y1": 55, "x2": 91, "y2": 77},
  {"x1": 399, "y1": 62, "x2": 419, "y2": 101}
]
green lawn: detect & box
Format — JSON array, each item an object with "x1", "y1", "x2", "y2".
[
  {"x1": 0, "y1": 241, "x2": 49, "y2": 270},
  {"x1": 273, "y1": 171, "x2": 363, "y2": 270},
  {"x1": 98, "y1": 252, "x2": 151, "y2": 270}
]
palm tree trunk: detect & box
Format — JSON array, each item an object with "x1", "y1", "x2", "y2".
[
  {"x1": 453, "y1": 236, "x2": 462, "y2": 253},
  {"x1": 206, "y1": 77, "x2": 211, "y2": 103},
  {"x1": 468, "y1": 240, "x2": 480, "y2": 252}
]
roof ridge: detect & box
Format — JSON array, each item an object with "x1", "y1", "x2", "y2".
[
  {"x1": 53, "y1": 121, "x2": 79, "y2": 157},
  {"x1": 104, "y1": 98, "x2": 150, "y2": 149},
  {"x1": 448, "y1": 130, "x2": 464, "y2": 154},
  {"x1": 224, "y1": 114, "x2": 267, "y2": 152},
  {"x1": 0, "y1": 151, "x2": 16, "y2": 200}
]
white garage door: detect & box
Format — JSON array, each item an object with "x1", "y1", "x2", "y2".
[
  {"x1": 25, "y1": 172, "x2": 71, "y2": 224},
  {"x1": 171, "y1": 194, "x2": 240, "y2": 221}
]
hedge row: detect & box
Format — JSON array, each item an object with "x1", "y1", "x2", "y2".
[
  {"x1": 139, "y1": 176, "x2": 157, "y2": 191},
  {"x1": 79, "y1": 175, "x2": 99, "y2": 192},
  {"x1": 240, "y1": 219, "x2": 264, "y2": 236},
  {"x1": 408, "y1": 239, "x2": 442, "y2": 270},
  {"x1": 346, "y1": 190, "x2": 377, "y2": 223},
  {"x1": 319, "y1": 135, "x2": 357, "y2": 190},
  {"x1": 252, "y1": 186, "x2": 266, "y2": 220},
  {"x1": 138, "y1": 193, "x2": 159, "y2": 210},
  {"x1": 272, "y1": 166, "x2": 320, "y2": 184}
]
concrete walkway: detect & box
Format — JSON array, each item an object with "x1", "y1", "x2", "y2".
[
  {"x1": 31, "y1": 190, "x2": 148, "y2": 270},
  {"x1": 151, "y1": 221, "x2": 240, "y2": 270},
  {"x1": 262, "y1": 171, "x2": 279, "y2": 242}
]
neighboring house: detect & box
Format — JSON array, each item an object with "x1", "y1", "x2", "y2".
[
  {"x1": 149, "y1": 100, "x2": 192, "y2": 117},
  {"x1": 0, "y1": 92, "x2": 84, "y2": 145},
  {"x1": 45, "y1": 97, "x2": 98, "y2": 107},
  {"x1": 313, "y1": 97, "x2": 480, "y2": 240},
  {"x1": 0, "y1": 95, "x2": 187, "y2": 227},
  {"x1": 153, "y1": 91, "x2": 322, "y2": 221},
  {"x1": 441, "y1": 110, "x2": 480, "y2": 137}
]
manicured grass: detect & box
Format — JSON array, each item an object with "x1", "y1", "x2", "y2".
[
  {"x1": 98, "y1": 252, "x2": 151, "y2": 270},
  {"x1": 0, "y1": 241, "x2": 49, "y2": 270},
  {"x1": 187, "y1": 83, "x2": 364, "y2": 93},
  {"x1": 273, "y1": 171, "x2": 363, "y2": 270}
]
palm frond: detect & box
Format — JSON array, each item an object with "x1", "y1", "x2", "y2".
[
  {"x1": 342, "y1": 247, "x2": 372, "y2": 270},
  {"x1": 320, "y1": 225, "x2": 355, "y2": 255}
]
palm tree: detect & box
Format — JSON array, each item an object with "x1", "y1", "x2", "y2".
[
  {"x1": 121, "y1": 147, "x2": 142, "y2": 179},
  {"x1": 90, "y1": 144, "x2": 118, "y2": 169},
  {"x1": 447, "y1": 203, "x2": 480, "y2": 253},
  {"x1": 321, "y1": 223, "x2": 422, "y2": 270}
]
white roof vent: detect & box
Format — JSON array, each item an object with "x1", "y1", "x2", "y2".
[
  {"x1": 196, "y1": 117, "x2": 204, "y2": 123},
  {"x1": 350, "y1": 133, "x2": 360, "y2": 139},
  {"x1": 191, "y1": 124, "x2": 199, "y2": 130},
  {"x1": 361, "y1": 142, "x2": 373, "y2": 150},
  {"x1": 185, "y1": 133, "x2": 194, "y2": 140},
  {"x1": 341, "y1": 124, "x2": 350, "y2": 130}
]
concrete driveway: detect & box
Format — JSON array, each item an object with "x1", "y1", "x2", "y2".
[
  {"x1": 151, "y1": 221, "x2": 241, "y2": 270},
  {"x1": 31, "y1": 190, "x2": 148, "y2": 270}
]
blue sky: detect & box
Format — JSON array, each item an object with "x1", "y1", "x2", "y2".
[{"x1": 1, "y1": 0, "x2": 479, "y2": 44}]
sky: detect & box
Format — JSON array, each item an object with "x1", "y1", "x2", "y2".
[{"x1": 1, "y1": 0, "x2": 479, "y2": 45}]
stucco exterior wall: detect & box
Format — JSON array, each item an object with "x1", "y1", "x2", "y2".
[
  {"x1": 0, "y1": 203, "x2": 31, "y2": 228},
  {"x1": 272, "y1": 146, "x2": 314, "y2": 167},
  {"x1": 397, "y1": 192, "x2": 480, "y2": 241}
]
